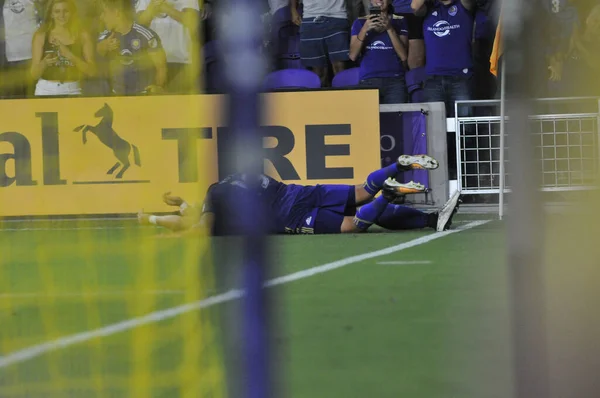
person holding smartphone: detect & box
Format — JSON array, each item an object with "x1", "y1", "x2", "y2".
[
  {"x1": 30, "y1": 0, "x2": 96, "y2": 96},
  {"x1": 349, "y1": 0, "x2": 409, "y2": 104}
]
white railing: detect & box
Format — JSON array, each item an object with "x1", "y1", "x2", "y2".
[{"x1": 453, "y1": 97, "x2": 600, "y2": 216}]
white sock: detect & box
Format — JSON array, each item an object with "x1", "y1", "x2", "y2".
[
  {"x1": 179, "y1": 202, "x2": 189, "y2": 214},
  {"x1": 149, "y1": 215, "x2": 158, "y2": 225}
]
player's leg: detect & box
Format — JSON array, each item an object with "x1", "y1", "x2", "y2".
[
  {"x1": 375, "y1": 190, "x2": 462, "y2": 232},
  {"x1": 308, "y1": 199, "x2": 389, "y2": 234},
  {"x1": 356, "y1": 154, "x2": 439, "y2": 204},
  {"x1": 375, "y1": 204, "x2": 437, "y2": 230},
  {"x1": 300, "y1": 186, "x2": 389, "y2": 234}
]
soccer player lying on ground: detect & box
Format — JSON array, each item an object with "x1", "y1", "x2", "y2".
[{"x1": 138, "y1": 154, "x2": 461, "y2": 235}]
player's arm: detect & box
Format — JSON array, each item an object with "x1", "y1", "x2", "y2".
[
  {"x1": 164, "y1": 212, "x2": 213, "y2": 238},
  {"x1": 198, "y1": 212, "x2": 214, "y2": 232},
  {"x1": 411, "y1": 0, "x2": 427, "y2": 17}
]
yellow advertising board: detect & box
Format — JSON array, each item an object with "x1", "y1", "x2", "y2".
[{"x1": 0, "y1": 90, "x2": 380, "y2": 217}]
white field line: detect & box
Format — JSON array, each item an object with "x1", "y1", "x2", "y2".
[
  {"x1": 0, "y1": 220, "x2": 490, "y2": 369},
  {"x1": 377, "y1": 260, "x2": 433, "y2": 265},
  {"x1": 0, "y1": 290, "x2": 186, "y2": 300}
]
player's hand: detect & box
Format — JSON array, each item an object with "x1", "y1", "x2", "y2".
[
  {"x1": 291, "y1": 8, "x2": 301, "y2": 26},
  {"x1": 163, "y1": 192, "x2": 184, "y2": 206}
]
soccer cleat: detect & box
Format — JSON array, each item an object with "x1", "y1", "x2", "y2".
[
  {"x1": 397, "y1": 154, "x2": 439, "y2": 171},
  {"x1": 382, "y1": 178, "x2": 429, "y2": 200},
  {"x1": 436, "y1": 190, "x2": 462, "y2": 232}
]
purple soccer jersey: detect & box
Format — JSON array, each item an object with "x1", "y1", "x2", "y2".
[
  {"x1": 422, "y1": 0, "x2": 474, "y2": 76},
  {"x1": 392, "y1": 0, "x2": 413, "y2": 13},
  {"x1": 203, "y1": 174, "x2": 354, "y2": 234},
  {"x1": 351, "y1": 17, "x2": 409, "y2": 81}
]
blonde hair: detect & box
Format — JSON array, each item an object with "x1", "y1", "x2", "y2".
[{"x1": 40, "y1": 0, "x2": 80, "y2": 36}]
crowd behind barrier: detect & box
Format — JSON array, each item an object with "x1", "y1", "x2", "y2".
[
  {"x1": 0, "y1": 0, "x2": 598, "y2": 200},
  {"x1": 2, "y1": 0, "x2": 597, "y2": 101}
]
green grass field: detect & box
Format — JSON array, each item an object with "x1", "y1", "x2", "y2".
[{"x1": 0, "y1": 215, "x2": 514, "y2": 398}]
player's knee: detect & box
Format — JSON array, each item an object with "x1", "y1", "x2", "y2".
[
  {"x1": 354, "y1": 185, "x2": 373, "y2": 204},
  {"x1": 340, "y1": 216, "x2": 364, "y2": 233}
]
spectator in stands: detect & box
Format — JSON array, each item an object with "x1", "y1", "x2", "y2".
[
  {"x1": 349, "y1": 0, "x2": 409, "y2": 104},
  {"x1": 393, "y1": 0, "x2": 425, "y2": 69},
  {"x1": 199, "y1": 0, "x2": 215, "y2": 43},
  {"x1": 291, "y1": 0, "x2": 350, "y2": 86},
  {"x1": 411, "y1": 0, "x2": 475, "y2": 117},
  {"x1": 98, "y1": 0, "x2": 167, "y2": 95},
  {"x1": 30, "y1": 0, "x2": 96, "y2": 96},
  {"x1": 347, "y1": 0, "x2": 370, "y2": 22},
  {"x1": 548, "y1": 4, "x2": 600, "y2": 97},
  {"x1": 2, "y1": 0, "x2": 38, "y2": 98},
  {"x1": 135, "y1": 0, "x2": 200, "y2": 93},
  {"x1": 270, "y1": 0, "x2": 292, "y2": 17}
]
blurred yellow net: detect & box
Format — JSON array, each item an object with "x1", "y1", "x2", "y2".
[{"x1": 0, "y1": 1, "x2": 227, "y2": 395}]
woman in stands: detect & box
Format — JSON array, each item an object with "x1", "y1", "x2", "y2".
[
  {"x1": 30, "y1": 0, "x2": 95, "y2": 96},
  {"x1": 349, "y1": 0, "x2": 409, "y2": 104}
]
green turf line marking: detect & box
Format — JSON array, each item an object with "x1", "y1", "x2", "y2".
[{"x1": 0, "y1": 220, "x2": 490, "y2": 369}]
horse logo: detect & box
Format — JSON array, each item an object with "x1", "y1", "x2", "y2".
[{"x1": 74, "y1": 103, "x2": 142, "y2": 179}]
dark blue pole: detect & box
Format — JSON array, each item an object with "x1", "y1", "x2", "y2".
[{"x1": 217, "y1": 2, "x2": 269, "y2": 398}]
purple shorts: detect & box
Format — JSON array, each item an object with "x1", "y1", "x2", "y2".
[{"x1": 291, "y1": 184, "x2": 356, "y2": 234}]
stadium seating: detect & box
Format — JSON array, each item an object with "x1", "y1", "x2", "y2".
[
  {"x1": 263, "y1": 69, "x2": 321, "y2": 90},
  {"x1": 331, "y1": 67, "x2": 360, "y2": 88},
  {"x1": 274, "y1": 23, "x2": 302, "y2": 70}
]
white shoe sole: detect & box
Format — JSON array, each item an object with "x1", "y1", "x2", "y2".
[
  {"x1": 436, "y1": 191, "x2": 460, "y2": 232},
  {"x1": 398, "y1": 155, "x2": 440, "y2": 170},
  {"x1": 383, "y1": 178, "x2": 428, "y2": 194}
]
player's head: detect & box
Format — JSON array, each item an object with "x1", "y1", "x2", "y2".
[
  {"x1": 101, "y1": 0, "x2": 133, "y2": 30},
  {"x1": 42, "y1": 0, "x2": 78, "y2": 31}
]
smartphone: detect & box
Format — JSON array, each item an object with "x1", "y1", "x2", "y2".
[{"x1": 369, "y1": 5, "x2": 381, "y2": 16}]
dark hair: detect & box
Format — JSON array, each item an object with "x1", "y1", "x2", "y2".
[{"x1": 102, "y1": 0, "x2": 134, "y2": 17}]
